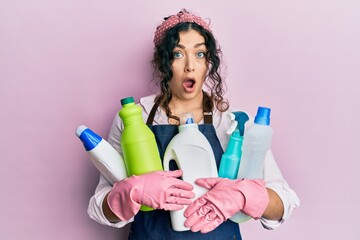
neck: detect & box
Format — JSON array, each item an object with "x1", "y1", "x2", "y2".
[{"x1": 169, "y1": 92, "x2": 204, "y2": 123}]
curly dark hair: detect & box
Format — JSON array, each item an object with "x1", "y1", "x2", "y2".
[{"x1": 152, "y1": 21, "x2": 229, "y2": 121}]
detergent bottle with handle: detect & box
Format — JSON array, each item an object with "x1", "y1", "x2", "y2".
[
  {"x1": 75, "y1": 125, "x2": 127, "y2": 185},
  {"x1": 119, "y1": 97, "x2": 163, "y2": 211},
  {"x1": 163, "y1": 112, "x2": 218, "y2": 231}
]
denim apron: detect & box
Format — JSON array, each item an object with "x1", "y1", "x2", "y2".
[{"x1": 128, "y1": 100, "x2": 242, "y2": 240}]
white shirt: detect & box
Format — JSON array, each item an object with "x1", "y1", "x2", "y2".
[{"x1": 87, "y1": 94, "x2": 300, "y2": 230}]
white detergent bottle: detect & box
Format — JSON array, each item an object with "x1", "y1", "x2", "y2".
[
  {"x1": 230, "y1": 106, "x2": 273, "y2": 223},
  {"x1": 237, "y1": 107, "x2": 273, "y2": 179},
  {"x1": 163, "y1": 112, "x2": 218, "y2": 231},
  {"x1": 76, "y1": 125, "x2": 128, "y2": 185}
]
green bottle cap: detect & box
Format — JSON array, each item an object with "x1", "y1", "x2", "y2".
[{"x1": 121, "y1": 97, "x2": 134, "y2": 106}]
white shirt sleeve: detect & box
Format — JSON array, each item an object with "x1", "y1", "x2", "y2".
[{"x1": 260, "y1": 150, "x2": 300, "y2": 229}]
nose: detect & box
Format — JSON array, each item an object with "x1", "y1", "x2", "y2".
[
  {"x1": 184, "y1": 56, "x2": 195, "y2": 72},
  {"x1": 185, "y1": 66, "x2": 194, "y2": 72}
]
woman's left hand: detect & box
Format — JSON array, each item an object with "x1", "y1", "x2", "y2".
[{"x1": 184, "y1": 177, "x2": 269, "y2": 233}]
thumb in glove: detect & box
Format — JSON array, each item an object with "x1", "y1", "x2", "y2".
[{"x1": 107, "y1": 170, "x2": 195, "y2": 221}]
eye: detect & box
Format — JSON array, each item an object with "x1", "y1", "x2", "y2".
[
  {"x1": 173, "y1": 51, "x2": 183, "y2": 59},
  {"x1": 196, "y1": 51, "x2": 206, "y2": 58}
]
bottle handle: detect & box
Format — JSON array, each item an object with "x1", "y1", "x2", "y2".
[{"x1": 163, "y1": 149, "x2": 175, "y2": 172}]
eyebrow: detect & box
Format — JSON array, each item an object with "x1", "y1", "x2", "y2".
[{"x1": 176, "y1": 42, "x2": 206, "y2": 49}]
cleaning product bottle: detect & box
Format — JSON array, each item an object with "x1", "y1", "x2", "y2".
[
  {"x1": 218, "y1": 111, "x2": 249, "y2": 179},
  {"x1": 119, "y1": 97, "x2": 163, "y2": 211},
  {"x1": 218, "y1": 111, "x2": 252, "y2": 223},
  {"x1": 75, "y1": 125, "x2": 127, "y2": 185},
  {"x1": 230, "y1": 106, "x2": 273, "y2": 223},
  {"x1": 237, "y1": 106, "x2": 273, "y2": 179},
  {"x1": 163, "y1": 112, "x2": 218, "y2": 231}
]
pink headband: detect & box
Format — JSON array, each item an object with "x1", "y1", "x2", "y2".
[{"x1": 153, "y1": 10, "x2": 212, "y2": 46}]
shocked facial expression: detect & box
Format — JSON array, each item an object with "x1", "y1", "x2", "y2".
[{"x1": 169, "y1": 29, "x2": 208, "y2": 102}]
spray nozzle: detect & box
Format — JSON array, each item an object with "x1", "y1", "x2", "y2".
[
  {"x1": 226, "y1": 111, "x2": 249, "y2": 136},
  {"x1": 226, "y1": 113, "x2": 237, "y2": 134}
]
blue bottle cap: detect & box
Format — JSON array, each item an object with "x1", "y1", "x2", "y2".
[
  {"x1": 179, "y1": 112, "x2": 195, "y2": 125},
  {"x1": 185, "y1": 117, "x2": 195, "y2": 124},
  {"x1": 254, "y1": 107, "x2": 271, "y2": 125},
  {"x1": 77, "y1": 126, "x2": 102, "y2": 151}
]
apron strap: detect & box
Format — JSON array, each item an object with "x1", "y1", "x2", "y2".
[
  {"x1": 202, "y1": 91, "x2": 213, "y2": 125},
  {"x1": 146, "y1": 100, "x2": 158, "y2": 125},
  {"x1": 146, "y1": 92, "x2": 213, "y2": 125}
]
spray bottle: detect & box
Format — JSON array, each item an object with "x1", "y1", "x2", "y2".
[
  {"x1": 218, "y1": 111, "x2": 249, "y2": 179},
  {"x1": 75, "y1": 125, "x2": 127, "y2": 185},
  {"x1": 119, "y1": 97, "x2": 163, "y2": 211},
  {"x1": 230, "y1": 106, "x2": 273, "y2": 223},
  {"x1": 163, "y1": 112, "x2": 218, "y2": 231},
  {"x1": 218, "y1": 111, "x2": 252, "y2": 223}
]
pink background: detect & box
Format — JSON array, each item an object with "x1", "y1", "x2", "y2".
[{"x1": 1, "y1": 0, "x2": 359, "y2": 239}]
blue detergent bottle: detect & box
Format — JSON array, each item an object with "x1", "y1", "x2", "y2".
[{"x1": 218, "y1": 111, "x2": 249, "y2": 179}]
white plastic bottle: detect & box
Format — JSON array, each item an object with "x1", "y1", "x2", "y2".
[
  {"x1": 230, "y1": 107, "x2": 273, "y2": 223},
  {"x1": 163, "y1": 113, "x2": 218, "y2": 231},
  {"x1": 76, "y1": 125, "x2": 128, "y2": 185}
]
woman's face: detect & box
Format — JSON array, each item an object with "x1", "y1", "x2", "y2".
[{"x1": 169, "y1": 29, "x2": 208, "y2": 102}]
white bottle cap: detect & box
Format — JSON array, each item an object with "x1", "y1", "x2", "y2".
[{"x1": 75, "y1": 125, "x2": 88, "y2": 137}]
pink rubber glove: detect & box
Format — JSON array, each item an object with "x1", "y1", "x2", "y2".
[
  {"x1": 107, "y1": 170, "x2": 195, "y2": 221},
  {"x1": 184, "y1": 178, "x2": 269, "y2": 233}
]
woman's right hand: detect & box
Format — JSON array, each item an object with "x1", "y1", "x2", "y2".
[{"x1": 106, "y1": 170, "x2": 195, "y2": 221}]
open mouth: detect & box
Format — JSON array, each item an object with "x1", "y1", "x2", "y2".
[{"x1": 183, "y1": 79, "x2": 195, "y2": 92}]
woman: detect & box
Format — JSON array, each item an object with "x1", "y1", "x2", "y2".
[{"x1": 88, "y1": 9, "x2": 300, "y2": 239}]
